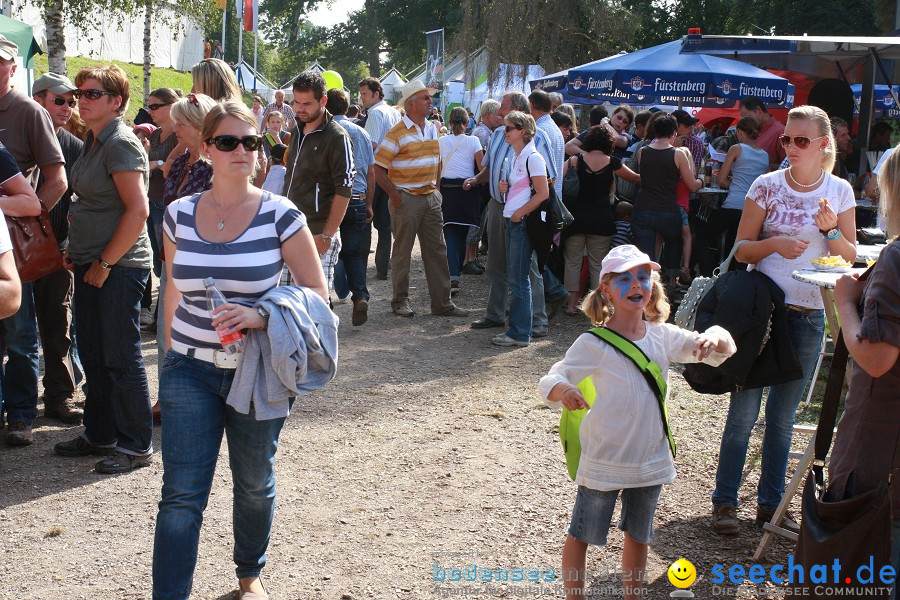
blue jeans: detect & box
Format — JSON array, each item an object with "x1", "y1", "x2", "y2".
[
  {"x1": 0, "y1": 282, "x2": 39, "y2": 424},
  {"x1": 712, "y1": 309, "x2": 826, "y2": 510},
  {"x1": 632, "y1": 208, "x2": 683, "y2": 278},
  {"x1": 336, "y1": 197, "x2": 369, "y2": 301},
  {"x1": 153, "y1": 351, "x2": 288, "y2": 599},
  {"x1": 505, "y1": 218, "x2": 533, "y2": 342},
  {"x1": 148, "y1": 198, "x2": 165, "y2": 278},
  {"x1": 74, "y1": 263, "x2": 152, "y2": 455},
  {"x1": 542, "y1": 265, "x2": 568, "y2": 301},
  {"x1": 444, "y1": 224, "x2": 469, "y2": 281},
  {"x1": 484, "y1": 199, "x2": 547, "y2": 330}
]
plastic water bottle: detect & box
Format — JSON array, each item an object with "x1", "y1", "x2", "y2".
[{"x1": 204, "y1": 277, "x2": 244, "y2": 355}]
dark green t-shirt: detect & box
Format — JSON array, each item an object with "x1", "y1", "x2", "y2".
[{"x1": 68, "y1": 118, "x2": 151, "y2": 268}]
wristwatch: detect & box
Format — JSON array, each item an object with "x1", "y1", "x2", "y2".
[
  {"x1": 821, "y1": 228, "x2": 841, "y2": 240},
  {"x1": 256, "y1": 305, "x2": 270, "y2": 325},
  {"x1": 321, "y1": 233, "x2": 333, "y2": 245},
  {"x1": 156, "y1": 159, "x2": 164, "y2": 168},
  {"x1": 99, "y1": 260, "x2": 112, "y2": 269}
]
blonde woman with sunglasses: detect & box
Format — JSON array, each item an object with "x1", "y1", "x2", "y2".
[
  {"x1": 154, "y1": 101, "x2": 327, "y2": 600},
  {"x1": 710, "y1": 105, "x2": 857, "y2": 536}
]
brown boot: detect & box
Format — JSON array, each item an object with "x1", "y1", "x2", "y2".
[
  {"x1": 712, "y1": 505, "x2": 740, "y2": 535},
  {"x1": 43, "y1": 397, "x2": 84, "y2": 425},
  {"x1": 5, "y1": 422, "x2": 33, "y2": 446},
  {"x1": 352, "y1": 297, "x2": 368, "y2": 326}
]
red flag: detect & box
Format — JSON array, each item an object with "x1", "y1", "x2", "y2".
[{"x1": 243, "y1": 0, "x2": 257, "y2": 31}]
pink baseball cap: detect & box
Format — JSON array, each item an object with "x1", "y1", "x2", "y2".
[
  {"x1": 599, "y1": 245, "x2": 661, "y2": 278},
  {"x1": 133, "y1": 123, "x2": 157, "y2": 136}
]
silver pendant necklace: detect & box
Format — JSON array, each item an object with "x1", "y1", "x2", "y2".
[
  {"x1": 207, "y1": 191, "x2": 227, "y2": 231},
  {"x1": 787, "y1": 167, "x2": 825, "y2": 189}
]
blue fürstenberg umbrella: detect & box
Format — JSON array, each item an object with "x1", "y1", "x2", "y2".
[{"x1": 567, "y1": 40, "x2": 791, "y2": 107}]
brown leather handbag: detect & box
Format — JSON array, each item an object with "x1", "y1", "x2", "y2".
[{"x1": 5, "y1": 201, "x2": 64, "y2": 283}]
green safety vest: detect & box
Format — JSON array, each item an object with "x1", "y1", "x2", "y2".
[{"x1": 559, "y1": 327, "x2": 676, "y2": 481}]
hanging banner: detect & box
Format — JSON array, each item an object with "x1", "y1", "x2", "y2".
[
  {"x1": 243, "y1": 0, "x2": 257, "y2": 31},
  {"x1": 425, "y1": 28, "x2": 444, "y2": 92},
  {"x1": 215, "y1": 0, "x2": 226, "y2": 9}
]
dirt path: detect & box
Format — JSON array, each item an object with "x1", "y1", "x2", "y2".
[{"x1": 0, "y1": 241, "x2": 806, "y2": 599}]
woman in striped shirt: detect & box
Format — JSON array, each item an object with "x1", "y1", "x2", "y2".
[{"x1": 152, "y1": 101, "x2": 326, "y2": 600}]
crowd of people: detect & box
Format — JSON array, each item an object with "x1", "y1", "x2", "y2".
[{"x1": 0, "y1": 36, "x2": 897, "y2": 599}]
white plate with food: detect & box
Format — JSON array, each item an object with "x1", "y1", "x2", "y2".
[
  {"x1": 811, "y1": 263, "x2": 852, "y2": 273},
  {"x1": 811, "y1": 256, "x2": 853, "y2": 272}
]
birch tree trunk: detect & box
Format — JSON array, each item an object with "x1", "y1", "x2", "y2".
[
  {"x1": 143, "y1": 0, "x2": 153, "y2": 104},
  {"x1": 44, "y1": 0, "x2": 67, "y2": 75}
]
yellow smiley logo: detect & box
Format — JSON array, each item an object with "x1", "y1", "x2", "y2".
[{"x1": 667, "y1": 558, "x2": 697, "y2": 588}]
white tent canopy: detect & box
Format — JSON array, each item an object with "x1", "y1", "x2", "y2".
[
  {"x1": 235, "y1": 61, "x2": 279, "y2": 101},
  {"x1": 379, "y1": 67, "x2": 406, "y2": 104}
]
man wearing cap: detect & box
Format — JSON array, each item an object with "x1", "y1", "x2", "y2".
[
  {"x1": 0, "y1": 36, "x2": 68, "y2": 448},
  {"x1": 29, "y1": 73, "x2": 85, "y2": 428},
  {"x1": 374, "y1": 80, "x2": 467, "y2": 318},
  {"x1": 672, "y1": 109, "x2": 704, "y2": 174}
]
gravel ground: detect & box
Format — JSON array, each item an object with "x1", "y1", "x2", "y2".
[{"x1": 0, "y1": 239, "x2": 810, "y2": 599}]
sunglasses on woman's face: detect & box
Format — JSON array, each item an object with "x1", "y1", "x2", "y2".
[
  {"x1": 205, "y1": 135, "x2": 263, "y2": 152},
  {"x1": 779, "y1": 135, "x2": 825, "y2": 150},
  {"x1": 147, "y1": 103, "x2": 172, "y2": 111},
  {"x1": 74, "y1": 89, "x2": 115, "y2": 100},
  {"x1": 504, "y1": 125, "x2": 521, "y2": 133},
  {"x1": 52, "y1": 97, "x2": 77, "y2": 108}
]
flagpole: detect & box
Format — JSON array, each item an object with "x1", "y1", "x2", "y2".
[
  {"x1": 237, "y1": 11, "x2": 243, "y2": 87},
  {"x1": 221, "y1": 8, "x2": 226, "y2": 58},
  {"x1": 253, "y1": 35, "x2": 258, "y2": 92},
  {"x1": 440, "y1": 28, "x2": 446, "y2": 114}
]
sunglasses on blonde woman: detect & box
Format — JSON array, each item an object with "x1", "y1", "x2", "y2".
[
  {"x1": 504, "y1": 125, "x2": 521, "y2": 133},
  {"x1": 205, "y1": 135, "x2": 263, "y2": 152},
  {"x1": 779, "y1": 135, "x2": 825, "y2": 150}
]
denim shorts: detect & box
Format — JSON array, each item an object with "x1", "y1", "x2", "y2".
[
  {"x1": 568, "y1": 485, "x2": 663, "y2": 546},
  {"x1": 679, "y1": 207, "x2": 689, "y2": 226}
]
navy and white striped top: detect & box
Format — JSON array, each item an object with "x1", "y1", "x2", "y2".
[{"x1": 163, "y1": 192, "x2": 306, "y2": 350}]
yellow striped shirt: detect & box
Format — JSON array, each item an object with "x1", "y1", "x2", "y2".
[{"x1": 374, "y1": 116, "x2": 440, "y2": 195}]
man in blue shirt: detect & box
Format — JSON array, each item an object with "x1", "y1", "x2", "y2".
[{"x1": 328, "y1": 88, "x2": 375, "y2": 326}]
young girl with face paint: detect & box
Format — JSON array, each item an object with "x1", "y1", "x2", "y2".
[{"x1": 539, "y1": 245, "x2": 736, "y2": 600}]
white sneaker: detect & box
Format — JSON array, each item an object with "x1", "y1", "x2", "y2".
[{"x1": 140, "y1": 308, "x2": 153, "y2": 326}]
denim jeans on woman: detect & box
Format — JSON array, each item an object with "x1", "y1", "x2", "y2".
[
  {"x1": 73, "y1": 263, "x2": 152, "y2": 454},
  {"x1": 631, "y1": 207, "x2": 683, "y2": 278},
  {"x1": 444, "y1": 224, "x2": 469, "y2": 281},
  {"x1": 712, "y1": 309, "x2": 826, "y2": 511},
  {"x1": 153, "y1": 351, "x2": 288, "y2": 600},
  {"x1": 504, "y1": 218, "x2": 534, "y2": 343}
]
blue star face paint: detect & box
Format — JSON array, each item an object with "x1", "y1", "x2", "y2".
[{"x1": 610, "y1": 267, "x2": 652, "y2": 303}]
